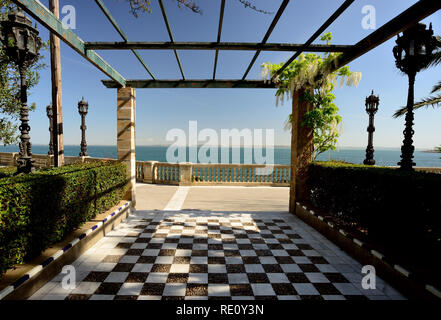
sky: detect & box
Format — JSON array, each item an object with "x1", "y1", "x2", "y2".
[{"x1": 11, "y1": 0, "x2": 441, "y2": 149}]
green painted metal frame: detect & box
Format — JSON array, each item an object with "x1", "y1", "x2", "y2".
[
  {"x1": 85, "y1": 41, "x2": 352, "y2": 52},
  {"x1": 102, "y1": 79, "x2": 277, "y2": 89},
  {"x1": 329, "y1": 0, "x2": 441, "y2": 73},
  {"x1": 94, "y1": 0, "x2": 155, "y2": 79},
  {"x1": 11, "y1": 0, "x2": 126, "y2": 87},
  {"x1": 213, "y1": 0, "x2": 226, "y2": 79},
  {"x1": 11, "y1": 0, "x2": 441, "y2": 90},
  {"x1": 272, "y1": 0, "x2": 355, "y2": 80},
  {"x1": 158, "y1": 0, "x2": 185, "y2": 80},
  {"x1": 242, "y1": 0, "x2": 290, "y2": 80}
]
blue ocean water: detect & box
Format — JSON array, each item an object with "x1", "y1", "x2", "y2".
[
  {"x1": 0, "y1": 145, "x2": 441, "y2": 167},
  {"x1": 1, "y1": 144, "x2": 441, "y2": 167}
]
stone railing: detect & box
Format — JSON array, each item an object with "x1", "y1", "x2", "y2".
[
  {"x1": 2, "y1": 152, "x2": 440, "y2": 186},
  {"x1": 138, "y1": 161, "x2": 291, "y2": 186},
  {"x1": 0, "y1": 152, "x2": 117, "y2": 168}
]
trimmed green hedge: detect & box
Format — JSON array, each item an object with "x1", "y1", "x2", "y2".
[
  {"x1": 0, "y1": 167, "x2": 16, "y2": 179},
  {"x1": 0, "y1": 161, "x2": 128, "y2": 278},
  {"x1": 307, "y1": 161, "x2": 441, "y2": 251}
]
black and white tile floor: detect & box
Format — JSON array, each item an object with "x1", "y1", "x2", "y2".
[{"x1": 29, "y1": 210, "x2": 405, "y2": 300}]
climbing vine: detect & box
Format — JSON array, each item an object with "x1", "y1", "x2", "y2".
[{"x1": 261, "y1": 33, "x2": 362, "y2": 159}]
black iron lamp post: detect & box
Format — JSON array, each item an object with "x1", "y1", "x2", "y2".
[
  {"x1": 0, "y1": 10, "x2": 42, "y2": 173},
  {"x1": 78, "y1": 97, "x2": 89, "y2": 157},
  {"x1": 46, "y1": 103, "x2": 54, "y2": 155},
  {"x1": 363, "y1": 90, "x2": 379, "y2": 166},
  {"x1": 393, "y1": 23, "x2": 437, "y2": 170}
]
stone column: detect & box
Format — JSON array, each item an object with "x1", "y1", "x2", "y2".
[
  {"x1": 179, "y1": 162, "x2": 193, "y2": 186},
  {"x1": 117, "y1": 87, "x2": 136, "y2": 208},
  {"x1": 289, "y1": 89, "x2": 314, "y2": 213},
  {"x1": 143, "y1": 161, "x2": 158, "y2": 184}
]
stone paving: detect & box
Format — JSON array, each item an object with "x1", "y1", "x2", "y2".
[{"x1": 29, "y1": 185, "x2": 405, "y2": 300}]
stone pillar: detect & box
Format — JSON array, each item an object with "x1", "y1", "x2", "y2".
[
  {"x1": 143, "y1": 161, "x2": 158, "y2": 184},
  {"x1": 179, "y1": 162, "x2": 193, "y2": 186},
  {"x1": 117, "y1": 87, "x2": 136, "y2": 208},
  {"x1": 289, "y1": 89, "x2": 314, "y2": 213}
]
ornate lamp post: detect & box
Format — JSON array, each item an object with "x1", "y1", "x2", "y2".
[
  {"x1": 363, "y1": 90, "x2": 379, "y2": 166},
  {"x1": 78, "y1": 97, "x2": 89, "y2": 157},
  {"x1": 46, "y1": 103, "x2": 54, "y2": 155},
  {"x1": 0, "y1": 10, "x2": 42, "y2": 173},
  {"x1": 393, "y1": 23, "x2": 437, "y2": 170}
]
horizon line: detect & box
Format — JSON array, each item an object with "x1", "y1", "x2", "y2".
[{"x1": 1, "y1": 144, "x2": 437, "y2": 150}]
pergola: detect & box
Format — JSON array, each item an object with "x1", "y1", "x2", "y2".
[{"x1": 11, "y1": 0, "x2": 441, "y2": 210}]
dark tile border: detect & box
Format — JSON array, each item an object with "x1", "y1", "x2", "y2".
[
  {"x1": 295, "y1": 202, "x2": 441, "y2": 300},
  {"x1": 0, "y1": 201, "x2": 131, "y2": 300}
]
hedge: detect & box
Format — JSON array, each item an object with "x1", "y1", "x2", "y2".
[
  {"x1": 0, "y1": 161, "x2": 128, "y2": 278},
  {"x1": 307, "y1": 161, "x2": 441, "y2": 253},
  {"x1": 0, "y1": 167, "x2": 16, "y2": 179}
]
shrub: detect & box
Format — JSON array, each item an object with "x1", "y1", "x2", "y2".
[
  {"x1": 307, "y1": 161, "x2": 441, "y2": 252},
  {"x1": 0, "y1": 161, "x2": 128, "y2": 278},
  {"x1": 0, "y1": 167, "x2": 16, "y2": 178}
]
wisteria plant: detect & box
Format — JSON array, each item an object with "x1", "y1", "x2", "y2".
[{"x1": 261, "y1": 33, "x2": 362, "y2": 159}]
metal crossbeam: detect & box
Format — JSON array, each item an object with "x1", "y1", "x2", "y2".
[
  {"x1": 242, "y1": 0, "x2": 290, "y2": 80},
  {"x1": 158, "y1": 0, "x2": 185, "y2": 79},
  {"x1": 12, "y1": 0, "x2": 126, "y2": 86},
  {"x1": 272, "y1": 0, "x2": 355, "y2": 81},
  {"x1": 330, "y1": 0, "x2": 441, "y2": 73},
  {"x1": 213, "y1": 0, "x2": 226, "y2": 79},
  {"x1": 85, "y1": 42, "x2": 351, "y2": 52},
  {"x1": 102, "y1": 79, "x2": 277, "y2": 89},
  {"x1": 94, "y1": 0, "x2": 155, "y2": 79}
]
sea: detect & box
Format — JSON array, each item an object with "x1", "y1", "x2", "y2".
[{"x1": 1, "y1": 145, "x2": 441, "y2": 167}]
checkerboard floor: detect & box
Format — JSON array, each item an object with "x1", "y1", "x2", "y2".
[{"x1": 30, "y1": 211, "x2": 405, "y2": 300}]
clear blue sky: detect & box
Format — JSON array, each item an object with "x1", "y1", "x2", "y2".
[{"x1": 22, "y1": 0, "x2": 441, "y2": 149}]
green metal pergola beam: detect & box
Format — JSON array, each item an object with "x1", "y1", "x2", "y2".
[
  {"x1": 213, "y1": 0, "x2": 226, "y2": 80},
  {"x1": 158, "y1": 0, "x2": 185, "y2": 80},
  {"x1": 85, "y1": 41, "x2": 352, "y2": 52},
  {"x1": 242, "y1": 0, "x2": 290, "y2": 80},
  {"x1": 330, "y1": 0, "x2": 441, "y2": 73},
  {"x1": 272, "y1": 0, "x2": 355, "y2": 80},
  {"x1": 94, "y1": 0, "x2": 155, "y2": 79},
  {"x1": 12, "y1": 0, "x2": 126, "y2": 87},
  {"x1": 102, "y1": 79, "x2": 277, "y2": 89}
]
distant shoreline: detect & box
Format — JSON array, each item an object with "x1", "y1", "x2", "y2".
[{"x1": 423, "y1": 149, "x2": 441, "y2": 153}]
